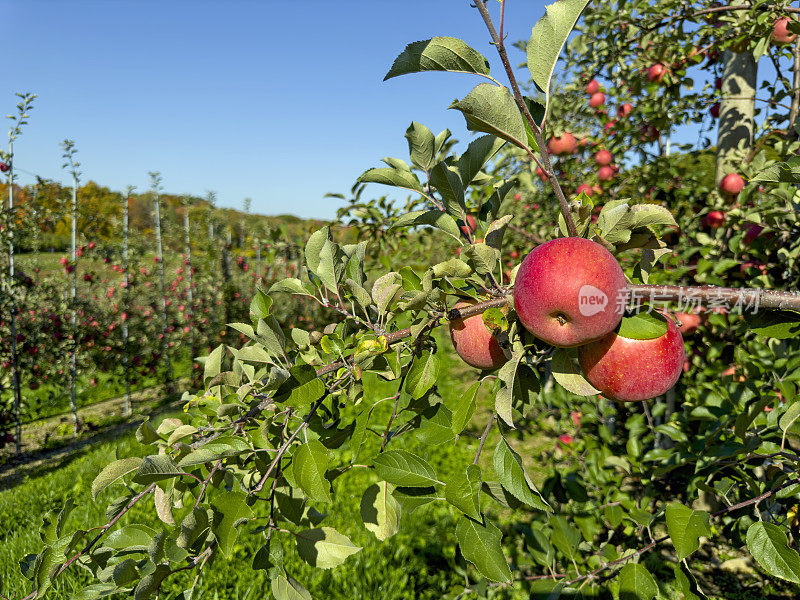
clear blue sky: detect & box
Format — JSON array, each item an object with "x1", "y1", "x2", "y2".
[{"x1": 3, "y1": 0, "x2": 550, "y2": 219}]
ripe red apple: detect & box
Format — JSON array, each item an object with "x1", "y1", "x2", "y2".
[
  {"x1": 595, "y1": 150, "x2": 612, "y2": 166},
  {"x1": 743, "y1": 224, "x2": 763, "y2": 245},
  {"x1": 459, "y1": 214, "x2": 477, "y2": 238},
  {"x1": 449, "y1": 300, "x2": 508, "y2": 370},
  {"x1": 674, "y1": 312, "x2": 702, "y2": 336},
  {"x1": 773, "y1": 18, "x2": 797, "y2": 44},
  {"x1": 547, "y1": 133, "x2": 578, "y2": 155},
  {"x1": 647, "y1": 63, "x2": 667, "y2": 83},
  {"x1": 703, "y1": 210, "x2": 725, "y2": 229},
  {"x1": 0, "y1": 162, "x2": 8, "y2": 173},
  {"x1": 617, "y1": 103, "x2": 633, "y2": 118},
  {"x1": 715, "y1": 77, "x2": 722, "y2": 90},
  {"x1": 586, "y1": 79, "x2": 600, "y2": 95},
  {"x1": 513, "y1": 193, "x2": 522, "y2": 201},
  {"x1": 514, "y1": 238, "x2": 627, "y2": 348},
  {"x1": 589, "y1": 92, "x2": 606, "y2": 108},
  {"x1": 578, "y1": 315, "x2": 685, "y2": 402},
  {"x1": 720, "y1": 173, "x2": 745, "y2": 196},
  {"x1": 576, "y1": 184, "x2": 594, "y2": 197},
  {"x1": 710, "y1": 102, "x2": 720, "y2": 119},
  {"x1": 598, "y1": 166, "x2": 615, "y2": 181}
]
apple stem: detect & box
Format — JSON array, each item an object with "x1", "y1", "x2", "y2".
[{"x1": 472, "y1": 0, "x2": 580, "y2": 238}]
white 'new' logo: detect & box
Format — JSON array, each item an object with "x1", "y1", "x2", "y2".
[{"x1": 578, "y1": 285, "x2": 608, "y2": 316}]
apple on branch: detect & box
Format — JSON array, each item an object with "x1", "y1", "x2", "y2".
[
  {"x1": 578, "y1": 313, "x2": 685, "y2": 402},
  {"x1": 514, "y1": 238, "x2": 627, "y2": 347}
]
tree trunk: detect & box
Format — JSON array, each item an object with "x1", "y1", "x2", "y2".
[
  {"x1": 69, "y1": 173, "x2": 79, "y2": 434},
  {"x1": 122, "y1": 191, "x2": 131, "y2": 417},
  {"x1": 7, "y1": 141, "x2": 23, "y2": 454},
  {"x1": 716, "y1": 34, "x2": 757, "y2": 187}
]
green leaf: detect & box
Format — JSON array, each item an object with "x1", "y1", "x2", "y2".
[
  {"x1": 293, "y1": 440, "x2": 333, "y2": 503},
  {"x1": 271, "y1": 575, "x2": 312, "y2": 600},
  {"x1": 484, "y1": 214, "x2": 513, "y2": 252},
  {"x1": 373, "y1": 449, "x2": 439, "y2": 487},
  {"x1": 550, "y1": 348, "x2": 600, "y2": 396},
  {"x1": 132, "y1": 455, "x2": 185, "y2": 485},
  {"x1": 296, "y1": 527, "x2": 362, "y2": 569},
  {"x1": 493, "y1": 437, "x2": 550, "y2": 511},
  {"x1": 665, "y1": 503, "x2": 711, "y2": 561},
  {"x1": 430, "y1": 162, "x2": 466, "y2": 218},
  {"x1": 371, "y1": 272, "x2": 403, "y2": 315},
  {"x1": 178, "y1": 435, "x2": 251, "y2": 467},
  {"x1": 304, "y1": 227, "x2": 330, "y2": 276},
  {"x1": 748, "y1": 310, "x2": 800, "y2": 339},
  {"x1": 274, "y1": 365, "x2": 327, "y2": 408},
  {"x1": 450, "y1": 84, "x2": 529, "y2": 151},
  {"x1": 249, "y1": 287, "x2": 273, "y2": 320},
  {"x1": 445, "y1": 464, "x2": 482, "y2": 520},
  {"x1": 746, "y1": 521, "x2": 800, "y2": 582},
  {"x1": 92, "y1": 457, "x2": 142, "y2": 499},
  {"x1": 358, "y1": 167, "x2": 423, "y2": 194},
  {"x1": 384, "y1": 37, "x2": 490, "y2": 80},
  {"x1": 451, "y1": 381, "x2": 481, "y2": 434},
  {"x1": 105, "y1": 525, "x2": 156, "y2": 551},
  {"x1": 204, "y1": 344, "x2": 223, "y2": 384},
  {"x1": 457, "y1": 135, "x2": 505, "y2": 187},
  {"x1": 617, "y1": 311, "x2": 669, "y2": 340},
  {"x1": 360, "y1": 481, "x2": 401, "y2": 541},
  {"x1": 751, "y1": 156, "x2": 800, "y2": 184},
  {"x1": 673, "y1": 562, "x2": 709, "y2": 600},
  {"x1": 780, "y1": 401, "x2": 800, "y2": 433},
  {"x1": 392, "y1": 485, "x2": 441, "y2": 513},
  {"x1": 211, "y1": 491, "x2": 253, "y2": 558},
  {"x1": 432, "y1": 257, "x2": 472, "y2": 278},
  {"x1": 133, "y1": 564, "x2": 170, "y2": 600},
  {"x1": 526, "y1": 0, "x2": 591, "y2": 98},
  {"x1": 629, "y1": 204, "x2": 677, "y2": 229},
  {"x1": 455, "y1": 517, "x2": 512, "y2": 582},
  {"x1": 405, "y1": 121, "x2": 436, "y2": 172},
  {"x1": 392, "y1": 209, "x2": 462, "y2": 243},
  {"x1": 405, "y1": 351, "x2": 440, "y2": 400},
  {"x1": 618, "y1": 563, "x2": 658, "y2": 600}
]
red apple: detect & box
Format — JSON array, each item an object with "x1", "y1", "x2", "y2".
[
  {"x1": 547, "y1": 133, "x2": 578, "y2": 155},
  {"x1": 617, "y1": 103, "x2": 633, "y2": 118},
  {"x1": 743, "y1": 224, "x2": 763, "y2": 245},
  {"x1": 589, "y1": 92, "x2": 606, "y2": 108},
  {"x1": 710, "y1": 102, "x2": 720, "y2": 119},
  {"x1": 459, "y1": 214, "x2": 477, "y2": 238},
  {"x1": 720, "y1": 173, "x2": 745, "y2": 196},
  {"x1": 0, "y1": 162, "x2": 8, "y2": 173},
  {"x1": 674, "y1": 312, "x2": 702, "y2": 336},
  {"x1": 586, "y1": 79, "x2": 600, "y2": 95},
  {"x1": 647, "y1": 63, "x2": 667, "y2": 83},
  {"x1": 595, "y1": 150, "x2": 612, "y2": 166},
  {"x1": 773, "y1": 17, "x2": 797, "y2": 44},
  {"x1": 576, "y1": 184, "x2": 594, "y2": 197},
  {"x1": 598, "y1": 166, "x2": 615, "y2": 181},
  {"x1": 514, "y1": 238, "x2": 627, "y2": 348},
  {"x1": 703, "y1": 210, "x2": 725, "y2": 229},
  {"x1": 578, "y1": 315, "x2": 685, "y2": 402},
  {"x1": 449, "y1": 300, "x2": 508, "y2": 370}
]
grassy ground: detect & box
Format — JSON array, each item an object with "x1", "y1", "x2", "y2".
[{"x1": 0, "y1": 341, "x2": 552, "y2": 599}]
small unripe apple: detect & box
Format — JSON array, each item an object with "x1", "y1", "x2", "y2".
[
  {"x1": 720, "y1": 173, "x2": 744, "y2": 196},
  {"x1": 702, "y1": 210, "x2": 725, "y2": 229},
  {"x1": 589, "y1": 92, "x2": 606, "y2": 108},
  {"x1": 547, "y1": 133, "x2": 578, "y2": 155},
  {"x1": 586, "y1": 79, "x2": 600, "y2": 95},
  {"x1": 598, "y1": 166, "x2": 615, "y2": 181},
  {"x1": 710, "y1": 102, "x2": 720, "y2": 118},
  {"x1": 594, "y1": 150, "x2": 612, "y2": 166},
  {"x1": 449, "y1": 300, "x2": 508, "y2": 370},
  {"x1": 773, "y1": 17, "x2": 797, "y2": 44},
  {"x1": 647, "y1": 63, "x2": 667, "y2": 82},
  {"x1": 578, "y1": 315, "x2": 685, "y2": 402},
  {"x1": 617, "y1": 103, "x2": 633, "y2": 118},
  {"x1": 514, "y1": 238, "x2": 627, "y2": 347}
]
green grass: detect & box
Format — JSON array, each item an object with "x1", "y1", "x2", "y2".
[{"x1": 0, "y1": 342, "x2": 545, "y2": 599}]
